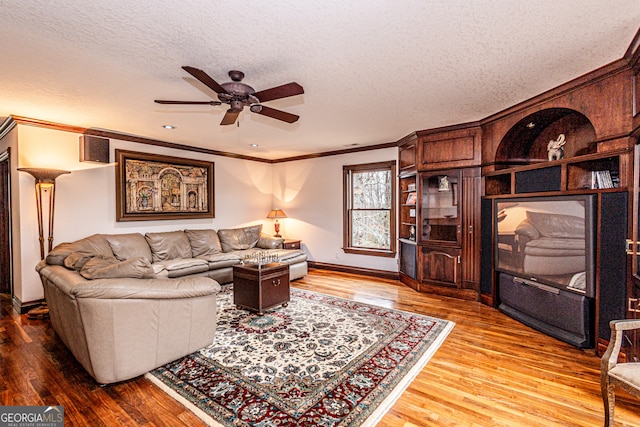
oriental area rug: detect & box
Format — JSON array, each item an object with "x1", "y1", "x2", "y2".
[{"x1": 146, "y1": 287, "x2": 454, "y2": 427}]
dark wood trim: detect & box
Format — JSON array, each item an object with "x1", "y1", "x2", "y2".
[
  {"x1": 308, "y1": 261, "x2": 399, "y2": 281},
  {"x1": 12, "y1": 296, "x2": 43, "y2": 314},
  {"x1": 271, "y1": 142, "x2": 397, "y2": 163},
  {"x1": 479, "y1": 293, "x2": 494, "y2": 307},
  {"x1": 8, "y1": 116, "x2": 272, "y2": 164},
  {"x1": 8, "y1": 116, "x2": 397, "y2": 164},
  {"x1": 0, "y1": 149, "x2": 11, "y2": 295},
  {"x1": 343, "y1": 161, "x2": 397, "y2": 257}
]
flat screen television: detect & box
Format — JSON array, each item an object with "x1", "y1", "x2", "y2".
[{"x1": 494, "y1": 194, "x2": 596, "y2": 298}]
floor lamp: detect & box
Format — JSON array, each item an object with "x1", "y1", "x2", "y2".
[{"x1": 18, "y1": 167, "x2": 70, "y2": 319}]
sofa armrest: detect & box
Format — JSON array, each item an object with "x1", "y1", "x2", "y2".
[{"x1": 70, "y1": 276, "x2": 221, "y2": 300}]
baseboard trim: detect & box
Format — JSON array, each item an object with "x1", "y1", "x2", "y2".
[
  {"x1": 12, "y1": 296, "x2": 44, "y2": 314},
  {"x1": 308, "y1": 261, "x2": 399, "y2": 281}
]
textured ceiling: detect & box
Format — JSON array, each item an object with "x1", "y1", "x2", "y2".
[{"x1": 0, "y1": 1, "x2": 638, "y2": 160}]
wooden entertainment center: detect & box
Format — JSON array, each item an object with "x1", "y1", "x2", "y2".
[{"x1": 398, "y1": 30, "x2": 640, "y2": 352}]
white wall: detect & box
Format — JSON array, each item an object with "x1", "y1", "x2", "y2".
[
  {"x1": 14, "y1": 125, "x2": 272, "y2": 303},
  {"x1": 8, "y1": 123, "x2": 398, "y2": 304},
  {"x1": 271, "y1": 148, "x2": 398, "y2": 272}
]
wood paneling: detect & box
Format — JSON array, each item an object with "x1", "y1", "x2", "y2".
[{"x1": 3, "y1": 271, "x2": 640, "y2": 426}]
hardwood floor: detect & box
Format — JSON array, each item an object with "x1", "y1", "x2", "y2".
[{"x1": 1, "y1": 269, "x2": 639, "y2": 426}]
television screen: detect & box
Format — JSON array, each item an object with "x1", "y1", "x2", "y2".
[{"x1": 494, "y1": 194, "x2": 596, "y2": 297}]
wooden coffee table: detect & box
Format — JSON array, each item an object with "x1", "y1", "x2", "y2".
[{"x1": 233, "y1": 262, "x2": 290, "y2": 315}]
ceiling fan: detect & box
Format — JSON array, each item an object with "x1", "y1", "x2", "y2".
[{"x1": 155, "y1": 66, "x2": 304, "y2": 126}]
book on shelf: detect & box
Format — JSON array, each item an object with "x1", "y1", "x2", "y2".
[
  {"x1": 409, "y1": 208, "x2": 416, "y2": 217},
  {"x1": 591, "y1": 170, "x2": 615, "y2": 189},
  {"x1": 405, "y1": 192, "x2": 416, "y2": 204},
  {"x1": 407, "y1": 183, "x2": 416, "y2": 192}
]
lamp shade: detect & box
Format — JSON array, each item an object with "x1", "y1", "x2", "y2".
[
  {"x1": 18, "y1": 168, "x2": 70, "y2": 183},
  {"x1": 266, "y1": 209, "x2": 287, "y2": 219}
]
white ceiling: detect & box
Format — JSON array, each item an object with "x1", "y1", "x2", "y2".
[{"x1": 0, "y1": 1, "x2": 638, "y2": 160}]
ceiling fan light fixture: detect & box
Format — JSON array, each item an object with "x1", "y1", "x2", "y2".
[{"x1": 160, "y1": 66, "x2": 303, "y2": 126}]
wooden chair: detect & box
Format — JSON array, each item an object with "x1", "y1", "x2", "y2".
[{"x1": 601, "y1": 319, "x2": 640, "y2": 426}]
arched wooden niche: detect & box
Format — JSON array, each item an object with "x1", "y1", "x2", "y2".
[{"x1": 494, "y1": 108, "x2": 596, "y2": 170}]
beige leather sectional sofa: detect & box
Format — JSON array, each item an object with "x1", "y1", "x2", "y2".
[{"x1": 35, "y1": 225, "x2": 308, "y2": 384}]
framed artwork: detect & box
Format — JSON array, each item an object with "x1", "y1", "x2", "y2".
[{"x1": 115, "y1": 150, "x2": 214, "y2": 221}]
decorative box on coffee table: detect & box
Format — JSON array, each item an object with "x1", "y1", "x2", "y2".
[{"x1": 233, "y1": 263, "x2": 290, "y2": 315}]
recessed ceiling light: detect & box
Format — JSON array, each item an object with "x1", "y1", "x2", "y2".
[
  {"x1": 250, "y1": 144, "x2": 259, "y2": 147},
  {"x1": 163, "y1": 125, "x2": 176, "y2": 129}
]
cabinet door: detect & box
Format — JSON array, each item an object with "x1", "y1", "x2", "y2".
[
  {"x1": 420, "y1": 170, "x2": 461, "y2": 245},
  {"x1": 461, "y1": 168, "x2": 481, "y2": 290},
  {"x1": 420, "y1": 246, "x2": 461, "y2": 288}
]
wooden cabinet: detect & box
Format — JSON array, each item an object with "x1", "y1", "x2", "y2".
[
  {"x1": 417, "y1": 125, "x2": 481, "y2": 170},
  {"x1": 398, "y1": 126, "x2": 482, "y2": 300},
  {"x1": 233, "y1": 263, "x2": 290, "y2": 315},
  {"x1": 420, "y1": 246, "x2": 461, "y2": 288},
  {"x1": 282, "y1": 239, "x2": 301, "y2": 249}
]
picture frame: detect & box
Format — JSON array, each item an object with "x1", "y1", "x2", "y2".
[{"x1": 115, "y1": 149, "x2": 214, "y2": 221}]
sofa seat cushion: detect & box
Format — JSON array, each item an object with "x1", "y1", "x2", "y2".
[
  {"x1": 218, "y1": 225, "x2": 262, "y2": 252},
  {"x1": 145, "y1": 231, "x2": 193, "y2": 263},
  {"x1": 153, "y1": 258, "x2": 209, "y2": 278},
  {"x1": 271, "y1": 249, "x2": 308, "y2": 264},
  {"x1": 196, "y1": 252, "x2": 241, "y2": 269},
  {"x1": 106, "y1": 233, "x2": 153, "y2": 264},
  {"x1": 185, "y1": 229, "x2": 222, "y2": 257},
  {"x1": 524, "y1": 237, "x2": 585, "y2": 256}
]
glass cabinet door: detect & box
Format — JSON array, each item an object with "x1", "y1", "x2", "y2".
[{"x1": 420, "y1": 171, "x2": 460, "y2": 244}]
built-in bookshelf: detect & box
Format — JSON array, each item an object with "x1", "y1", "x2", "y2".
[
  {"x1": 484, "y1": 151, "x2": 628, "y2": 197},
  {"x1": 399, "y1": 174, "x2": 417, "y2": 242}
]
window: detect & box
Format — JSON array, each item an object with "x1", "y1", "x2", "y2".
[{"x1": 343, "y1": 161, "x2": 396, "y2": 257}]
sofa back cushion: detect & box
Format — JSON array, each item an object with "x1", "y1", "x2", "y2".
[
  {"x1": 184, "y1": 229, "x2": 222, "y2": 257},
  {"x1": 526, "y1": 211, "x2": 584, "y2": 239},
  {"x1": 106, "y1": 233, "x2": 153, "y2": 263},
  {"x1": 145, "y1": 231, "x2": 193, "y2": 263},
  {"x1": 46, "y1": 234, "x2": 113, "y2": 266},
  {"x1": 217, "y1": 225, "x2": 262, "y2": 252}
]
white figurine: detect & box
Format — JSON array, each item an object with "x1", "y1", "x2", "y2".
[{"x1": 547, "y1": 134, "x2": 566, "y2": 161}]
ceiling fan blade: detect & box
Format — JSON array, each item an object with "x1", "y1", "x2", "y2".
[
  {"x1": 253, "y1": 105, "x2": 299, "y2": 123},
  {"x1": 155, "y1": 100, "x2": 221, "y2": 105},
  {"x1": 253, "y1": 82, "x2": 304, "y2": 103},
  {"x1": 220, "y1": 110, "x2": 240, "y2": 126},
  {"x1": 182, "y1": 66, "x2": 229, "y2": 94}
]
